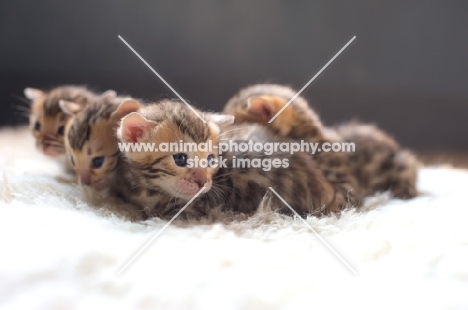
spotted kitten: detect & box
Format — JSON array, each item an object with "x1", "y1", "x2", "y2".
[
  {"x1": 112, "y1": 100, "x2": 342, "y2": 219},
  {"x1": 224, "y1": 84, "x2": 364, "y2": 207},
  {"x1": 335, "y1": 123, "x2": 419, "y2": 198},
  {"x1": 62, "y1": 96, "x2": 140, "y2": 190},
  {"x1": 24, "y1": 85, "x2": 115, "y2": 157},
  {"x1": 224, "y1": 84, "x2": 418, "y2": 199}
]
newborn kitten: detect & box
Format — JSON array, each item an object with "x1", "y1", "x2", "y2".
[
  {"x1": 224, "y1": 84, "x2": 324, "y2": 140},
  {"x1": 335, "y1": 123, "x2": 419, "y2": 198},
  {"x1": 24, "y1": 85, "x2": 115, "y2": 157},
  {"x1": 224, "y1": 84, "x2": 418, "y2": 199},
  {"x1": 113, "y1": 100, "x2": 341, "y2": 219},
  {"x1": 224, "y1": 84, "x2": 364, "y2": 207},
  {"x1": 62, "y1": 96, "x2": 140, "y2": 191}
]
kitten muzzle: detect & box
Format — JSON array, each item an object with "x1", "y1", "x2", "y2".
[
  {"x1": 41, "y1": 140, "x2": 64, "y2": 156},
  {"x1": 78, "y1": 173, "x2": 105, "y2": 191},
  {"x1": 191, "y1": 168, "x2": 208, "y2": 188},
  {"x1": 175, "y1": 168, "x2": 211, "y2": 197},
  {"x1": 79, "y1": 172, "x2": 92, "y2": 186}
]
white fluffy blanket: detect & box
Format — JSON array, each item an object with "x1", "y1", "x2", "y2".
[{"x1": 1, "y1": 127, "x2": 467, "y2": 310}]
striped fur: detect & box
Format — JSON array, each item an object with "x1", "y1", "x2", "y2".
[
  {"x1": 224, "y1": 84, "x2": 364, "y2": 207},
  {"x1": 112, "y1": 100, "x2": 341, "y2": 219},
  {"x1": 64, "y1": 96, "x2": 139, "y2": 191},
  {"x1": 223, "y1": 84, "x2": 419, "y2": 200}
]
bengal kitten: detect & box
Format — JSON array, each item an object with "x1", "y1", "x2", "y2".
[
  {"x1": 24, "y1": 85, "x2": 116, "y2": 157},
  {"x1": 335, "y1": 123, "x2": 419, "y2": 198},
  {"x1": 223, "y1": 84, "x2": 418, "y2": 199},
  {"x1": 62, "y1": 97, "x2": 140, "y2": 190},
  {"x1": 224, "y1": 84, "x2": 364, "y2": 207},
  {"x1": 112, "y1": 100, "x2": 342, "y2": 219}
]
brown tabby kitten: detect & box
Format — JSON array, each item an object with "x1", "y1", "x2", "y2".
[
  {"x1": 224, "y1": 84, "x2": 418, "y2": 199},
  {"x1": 25, "y1": 85, "x2": 115, "y2": 157},
  {"x1": 62, "y1": 97, "x2": 140, "y2": 191},
  {"x1": 335, "y1": 123, "x2": 419, "y2": 198},
  {"x1": 224, "y1": 84, "x2": 364, "y2": 207},
  {"x1": 112, "y1": 100, "x2": 341, "y2": 219}
]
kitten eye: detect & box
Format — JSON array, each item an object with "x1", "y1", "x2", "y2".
[
  {"x1": 57, "y1": 126, "x2": 65, "y2": 135},
  {"x1": 70, "y1": 156, "x2": 75, "y2": 166},
  {"x1": 91, "y1": 156, "x2": 105, "y2": 169},
  {"x1": 34, "y1": 122, "x2": 41, "y2": 131},
  {"x1": 207, "y1": 154, "x2": 216, "y2": 166},
  {"x1": 173, "y1": 153, "x2": 188, "y2": 167}
]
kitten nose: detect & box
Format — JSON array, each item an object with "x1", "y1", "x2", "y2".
[
  {"x1": 191, "y1": 168, "x2": 207, "y2": 187},
  {"x1": 41, "y1": 140, "x2": 53, "y2": 147},
  {"x1": 79, "y1": 172, "x2": 92, "y2": 185},
  {"x1": 43, "y1": 133, "x2": 57, "y2": 140}
]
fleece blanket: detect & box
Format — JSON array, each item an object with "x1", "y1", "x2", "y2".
[{"x1": 0, "y1": 127, "x2": 467, "y2": 310}]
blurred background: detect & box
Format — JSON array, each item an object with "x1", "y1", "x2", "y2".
[{"x1": 1, "y1": 1, "x2": 467, "y2": 165}]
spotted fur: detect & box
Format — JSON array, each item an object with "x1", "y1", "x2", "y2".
[
  {"x1": 224, "y1": 84, "x2": 364, "y2": 207},
  {"x1": 224, "y1": 84, "x2": 419, "y2": 200},
  {"x1": 112, "y1": 100, "x2": 341, "y2": 219},
  {"x1": 335, "y1": 123, "x2": 419, "y2": 198}
]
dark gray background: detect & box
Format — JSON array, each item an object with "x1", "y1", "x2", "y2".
[{"x1": 1, "y1": 1, "x2": 467, "y2": 150}]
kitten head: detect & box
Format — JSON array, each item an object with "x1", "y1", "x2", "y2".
[
  {"x1": 64, "y1": 98, "x2": 140, "y2": 191},
  {"x1": 118, "y1": 101, "x2": 234, "y2": 201},
  {"x1": 24, "y1": 86, "x2": 103, "y2": 157}
]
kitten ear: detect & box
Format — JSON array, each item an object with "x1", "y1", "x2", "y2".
[
  {"x1": 118, "y1": 112, "x2": 154, "y2": 143},
  {"x1": 59, "y1": 100, "x2": 84, "y2": 115},
  {"x1": 205, "y1": 113, "x2": 235, "y2": 130},
  {"x1": 111, "y1": 99, "x2": 141, "y2": 120},
  {"x1": 101, "y1": 89, "x2": 117, "y2": 98},
  {"x1": 24, "y1": 88, "x2": 44, "y2": 100},
  {"x1": 246, "y1": 97, "x2": 273, "y2": 120}
]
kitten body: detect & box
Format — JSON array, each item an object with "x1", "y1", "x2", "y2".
[
  {"x1": 224, "y1": 84, "x2": 364, "y2": 207},
  {"x1": 224, "y1": 84, "x2": 325, "y2": 140},
  {"x1": 224, "y1": 84, "x2": 418, "y2": 199},
  {"x1": 113, "y1": 100, "x2": 341, "y2": 219},
  {"x1": 335, "y1": 122, "x2": 419, "y2": 198}
]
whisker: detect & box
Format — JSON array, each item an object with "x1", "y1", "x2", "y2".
[
  {"x1": 218, "y1": 127, "x2": 247, "y2": 137},
  {"x1": 11, "y1": 104, "x2": 30, "y2": 113},
  {"x1": 212, "y1": 171, "x2": 239, "y2": 179},
  {"x1": 220, "y1": 126, "x2": 247, "y2": 134},
  {"x1": 11, "y1": 94, "x2": 31, "y2": 105},
  {"x1": 12, "y1": 111, "x2": 30, "y2": 119}
]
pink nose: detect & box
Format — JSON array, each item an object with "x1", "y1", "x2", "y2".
[
  {"x1": 191, "y1": 168, "x2": 207, "y2": 187},
  {"x1": 43, "y1": 133, "x2": 57, "y2": 140},
  {"x1": 41, "y1": 140, "x2": 54, "y2": 149},
  {"x1": 41, "y1": 143, "x2": 62, "y2": 156},
  {"x1": 79, "y1": 172, "x2": 91, "y2": 185}
]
